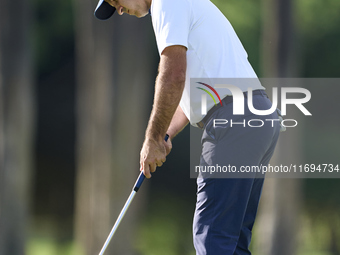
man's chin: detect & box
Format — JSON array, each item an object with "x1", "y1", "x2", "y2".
[{"x1": 135, "y1": 11, "x2": 149, "y2": 18}]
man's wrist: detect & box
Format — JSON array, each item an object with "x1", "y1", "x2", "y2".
[
  {"x1": 145, "y1": 130, "x2": 165, "y2": 143},
  {"x1": 167, "y1": 123, "x2": 180, "y2": 138},
  {"x1": 165, "y1": 130, "x2": 176, "y2": 141}
]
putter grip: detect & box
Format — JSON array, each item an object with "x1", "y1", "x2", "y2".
[{"x1": 133, "y1": 134, "x2": 169, "y2": 192}]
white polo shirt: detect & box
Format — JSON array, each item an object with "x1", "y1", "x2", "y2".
[{"x1": 150, "y1": 0, "x2": 264, "y2": 125}]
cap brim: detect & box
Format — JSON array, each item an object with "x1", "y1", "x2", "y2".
[{"x1": 94, "y1": 0, "x2": 116, "y2": 20}]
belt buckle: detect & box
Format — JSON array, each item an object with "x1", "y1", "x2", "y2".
[{"x1": 197, "y1": 121, "x2": 204, "y2": 129}]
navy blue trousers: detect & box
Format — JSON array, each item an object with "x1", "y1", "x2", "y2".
[{"x1": 193, "y1": 92, "x2": 280, "y2": 254}]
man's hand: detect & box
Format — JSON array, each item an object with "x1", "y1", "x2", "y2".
[{"x1": 140, "y1": 138, "x2": 168, "y2": 178}]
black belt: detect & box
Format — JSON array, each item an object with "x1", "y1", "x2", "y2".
[{"x1": 196, "y1": 89, "x2": 267, "y2": 129}]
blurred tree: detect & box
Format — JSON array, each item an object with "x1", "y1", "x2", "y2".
[
  {"x1": 0, "y1": 0, "x2": 35, "y2": 253},
  {"x1": 296, "y1": 0, "x2": 340, "y2": 77},
  {"x1": 254, "y1": 0, "x2": 302, "y2": 255},
  {"x1": 73, "y1": 1, "x2": 115, "y2": 253},
  {"x1": 73, "y1": 1, "x2": 156, "y2": 254},
  {"x1": 32, "y1": 0, "x2": 76, "y2": 246}
]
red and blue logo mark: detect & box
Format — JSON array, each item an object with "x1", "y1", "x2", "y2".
[{"x1": 196, "y1": 82, "x2": 222, "y2": 106}]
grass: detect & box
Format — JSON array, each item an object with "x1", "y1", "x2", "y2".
[
  {"x1": 27, "y1": 238, "x2": 81, "y2": 255},
  {"x1": 28, "y1": 201, "x2": 339, "y2": 255}
]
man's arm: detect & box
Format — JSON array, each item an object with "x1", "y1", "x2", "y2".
[
  {"x1": 164, "y1": 105, "x2": 189, "y2": 155},
  {"x1": 140, "y1": 45, "x2": 187, "y2": 178}
]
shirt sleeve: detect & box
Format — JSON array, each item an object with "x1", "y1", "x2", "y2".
[{"x1": 151, "y1": 0, "x2": 191, "y2": 55}]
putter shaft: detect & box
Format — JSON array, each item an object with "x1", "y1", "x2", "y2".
[
  {"x1": 98, "y1": 190, "x2": 137, "y2": 255},
  {"x1": 98, "y1": 134, "x2": 168, "y2": 255}
]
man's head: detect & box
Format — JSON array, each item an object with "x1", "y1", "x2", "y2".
[{"x1": 95, "y1": 0, "x2": 151, "y2": 20}]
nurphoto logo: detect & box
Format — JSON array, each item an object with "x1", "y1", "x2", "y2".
[{"x1": 196, "y1": 82, "x2": 312, "y2": 128}]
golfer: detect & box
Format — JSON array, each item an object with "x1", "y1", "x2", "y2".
[{"x1": 95, "y1": 0, "x2": 280, "y2": 254}]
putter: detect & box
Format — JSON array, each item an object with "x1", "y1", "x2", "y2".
[{"x1": 98, "y1": 134, "x2": 169, "y2": 255}]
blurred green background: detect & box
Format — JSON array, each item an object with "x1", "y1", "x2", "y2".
[{"x1": 0, "y1": 0, "x2": 339, "y2": 254}]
